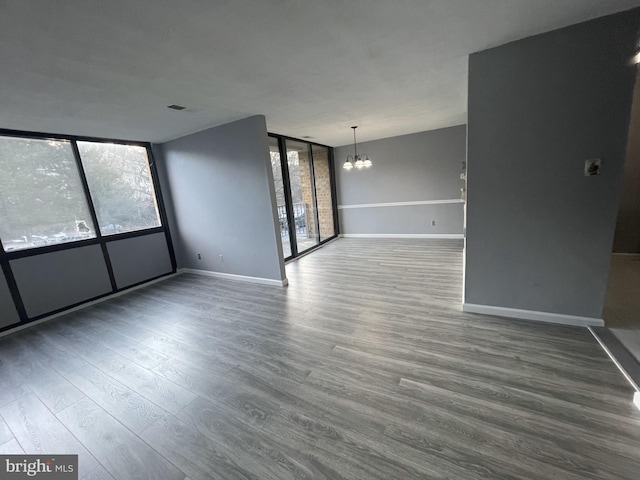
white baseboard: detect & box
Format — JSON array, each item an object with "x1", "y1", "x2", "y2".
[
  {"x1": 179, "y1": 268, "x2": 288, "y2": 287},
  {"x1": 462, "y1": 303, "x2": 604, "y2": 327},
  {"x1": 338, "y1": 199, "x2": 463, "y2": 209},
  {"x1": 0, "y1": 272, "x2": 180, "y2": 339},
  {"x1": 634, "y1": 392, "x2": 640, "y2": 411},
  {"x1": 340, "y1": 234, "x2": 464, "y2": 239}
]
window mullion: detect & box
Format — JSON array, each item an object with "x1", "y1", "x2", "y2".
[
  {"x1": 70, "y1": 140, "x2": 118, "y2": 291},
  {"x1": 0, "y1": 243, "x2": 28, "y2": 322}
]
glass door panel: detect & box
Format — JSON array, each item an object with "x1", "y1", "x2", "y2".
[
  {"x1": 269, "y1": 137, "x2": 293, "y2": 258},
  {"x1": 285, "y1": 140, "x2": 319, "y2": 253},
  {"x1": 311, "y1": 145, "x2": 335, "y2": 242}
]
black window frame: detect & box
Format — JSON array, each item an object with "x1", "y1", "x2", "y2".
[
  {"x1": 268, "y1": 132, "x2": 339, "y2": 261},
  {"x1": 0, "y1": 127, "x2": 176, "y2": 330}
]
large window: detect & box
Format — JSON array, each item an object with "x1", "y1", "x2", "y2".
[
  {"x1": 77, "y1": 142, "x2": 161, "y2": 235},
  {"x1": 269, "y1": 137, "x2": 293, "y2": 258},
  {"x1": 0, "y1": 134, "x2": 162, "y2": 253},
  {"x1": 269, "y1": 134, "x2": 337, "y2": 259},
  {"x1": 311, "y1": 145, "x2": 335, "y2": 242},
  {"x1": 0, "y1": 136, "x2": 96, "y2": 251},
  {"x1": 286, "y1": 140, "x2": 320, "y2": 254}
]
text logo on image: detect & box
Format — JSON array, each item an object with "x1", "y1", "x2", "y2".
[{"x1": 1, "y1": 455, "x2": 78, "y2": 479}]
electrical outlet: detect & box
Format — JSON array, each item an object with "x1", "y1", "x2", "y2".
[
  {"x1": 197, "y1": 253, "x2": 201, "y2": 260},
  {"x1": 431, "y1": 220, "x2": 436, "y2": 227}
]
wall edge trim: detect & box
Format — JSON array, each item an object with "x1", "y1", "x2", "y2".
[
  {"x1": 179, "y1": 268, "x2": 288, "y2": 286},
  {"x1": 462, "y1": 303, "x2": 604, "y2": 327},
  {"x1": 340, "y1": 234, "x2": 464, "y2": 239},
  {"x1": 338, "y1": 199, "x2": 464, "y2": 209}
]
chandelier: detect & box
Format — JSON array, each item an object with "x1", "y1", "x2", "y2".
[{"x1": 343, "y1": 126, "x2": 372, "y2": 170}]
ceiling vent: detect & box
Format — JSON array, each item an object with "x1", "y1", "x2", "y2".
[{"x1": 167, "y1": 104, "x2": 186, "y2": 111}]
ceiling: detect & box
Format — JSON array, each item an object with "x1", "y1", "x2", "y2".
[{"x1": 1, "y1": 1, "x2": 640, "y2": 146}]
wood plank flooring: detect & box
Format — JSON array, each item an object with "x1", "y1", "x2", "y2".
[{"x1": 0, "y1": 238, "x2": 639, "y2": 479}]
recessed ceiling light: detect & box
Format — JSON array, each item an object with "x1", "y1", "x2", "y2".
[{"x1": 167, "y1": 104, "x2": 186, "y2": 111}]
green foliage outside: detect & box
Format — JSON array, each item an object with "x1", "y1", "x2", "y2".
[
  {"x1": 0, "y1": 137, "x2": 160, "y2": 251},
  {"x1": 78, "y1": 142, "x2": 160, "y2": 235}
]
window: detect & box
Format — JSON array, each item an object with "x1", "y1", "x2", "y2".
[
  {"x1": 0, "y1": 136, "x2": 96, "y2": 252},
  {"x1": 77, "y1": 142, "x2": 161, "y2": 236},
  {"x1": 268, "y1": 134, "x2": 338, "y2": 259},
  {"x1": 286, "y1": 140, "x2": 319, "y2": 253},
  {"x1": 312, "y1": 145, "x2": 335, "y2": 241},
  {"x1": 269, "y1": 137, "x2": 293, "y2": 258},
  {"x1": 0, "y1": 134, "x2": 164, "y2": 253}
]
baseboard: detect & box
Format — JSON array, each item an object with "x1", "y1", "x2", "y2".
[
  {"x1": 340, "y1": 234, "x2": 464, "y2": 239},
  {"x1": 338, "y1": 199, "x2": 463, "y2": 209},
  {"x1": 462, "y1": 303, "x2": 604, "y2": 327},
  {"x1": 178, "y1": 268, "x2": 288, "y2": 286},
  {"x1": 589, "y1": 327, "x2": 640, "y2": 392},
  {"x1": 0, "y1": 272, "x2": 181, "y2": 339}
]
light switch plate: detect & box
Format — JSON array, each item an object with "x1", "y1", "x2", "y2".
[{"x1": 585, "y1": 158, "x2": 601, "y2": 176}]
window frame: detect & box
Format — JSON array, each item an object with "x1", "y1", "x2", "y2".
[
  {"x1": 0, "y1": 128, "x2": 173, "y2": 261},
  {"x1": 267, "y1": 132, "x2": 339, "y2": 261},
  {"x1": 76, "y1": 140, "x2": 163, "y2": 238}
]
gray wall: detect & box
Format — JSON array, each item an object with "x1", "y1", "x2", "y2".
[
  {"x1": 0, "y1": 230, "x2": 174, "y2": 325},
  {"x1": 0, "y1": 229, "x2": 174, "y2": 325},
  {"x1": 107, "y1": 233, "x2": 173, "y2": 289},
  {"x1": 10, "y1": 245, "x2": 112, "y2": 318},
  {"x1": 465, "y1": 9, "x2": 639, "y2": 319},
  {"x1": 334, "y1": 125, "x2": 466, "y2": 235},
  {"x1": 339, "y1": 203, "x2": 463, "y2": 235},
  {"x1": 613, "y1": 67, "x2": 640, "y2": 253},
  {"x1": 155, "y1": 115, "x2": 286, "y2": 282},
  {"x1": 0, "y1": 273, "x2": 19, "y2": 329}
]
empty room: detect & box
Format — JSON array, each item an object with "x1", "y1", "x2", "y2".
[{"x1": 1, "y1": 1, "x2": 640, "y2": 479}]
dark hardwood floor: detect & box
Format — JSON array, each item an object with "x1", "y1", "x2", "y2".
[{"x1": 0, "y1": 238, "x2": 639, "y2": 479}]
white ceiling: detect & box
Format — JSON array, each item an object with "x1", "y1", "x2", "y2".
[{"x1": 1, "y1": 0, "x2": 639, "y2": 146}]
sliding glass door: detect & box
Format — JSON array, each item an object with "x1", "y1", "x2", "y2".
[
  {"x1": 269, "y1": 137, "x2": 293, "y2": 258},
  {"x1": 285, "y1": 140, "x2": 320, "y2": 254},
  {"x1": 269, "y1": 135, "x2": 337, "y2": 260},
  {"x1": 311, "y1": 145, "x2": 335, "y2": 242}
]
